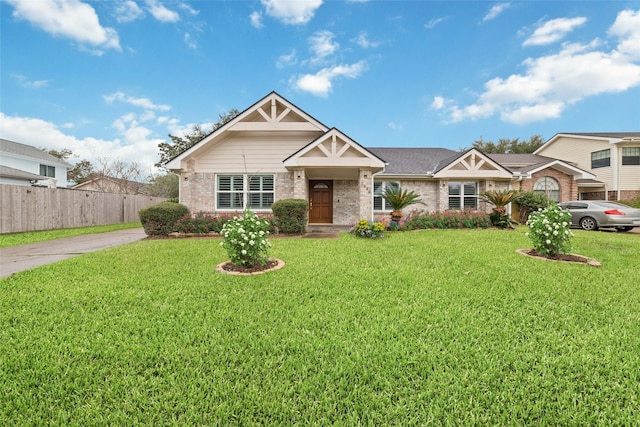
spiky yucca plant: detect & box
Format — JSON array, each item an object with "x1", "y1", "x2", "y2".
[
  {"x1": 382, "y1": 187, "x2": 422, "y2": 222},
  {"x1": 482, "y1": 189, "x2": 520, "y2": 228}
]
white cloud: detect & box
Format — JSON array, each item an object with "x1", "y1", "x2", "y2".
[
  {"x1": 425, "y1": 17, "x2": 446, "y2": 29},
  {"x1": 388, "y1": 121, "x2": 404, "y2": 131},
  {"x1": 104, "y1": 92, "x2": 171, "y2": 111},
  {"x1": 4, "y1": 0, "x2": 120, "y2": 51},
  {"x1": 178, "y1": 2, "x2": 199, "y2": 16},
  {"x1": 483, "y1": 2, "x2": 510, "y2": 22},
  {"x1": 250, "y1": 11, "x2": 264, "y2": 29},
  {"x1": 145, "y1": 0, "x2": 179, "y2": 23},
  {"x1": 0, "y1": 112, "x2": 162, "y2": 175},
  {"x1": 353, "y1": 31, "x2": 380, "y2": 48},
  {"x1": 261, "y1": 0, "x2": 323, "y2": 25},
  {"x1": 184, "y1": 32, "x2": 196, "y2": 49},
  {"x1": 11, "y1": 74, "x2": 50, "y2": 88},
  {"x1": 292, "y1": 61, "x2": 367, "y2": 97},
  {"x1": 608, "y1": 9, "x2": 640, "y2": 60},
  {"x1": 523, "y1": 17, "x2": 587, "y2": 46},
  {"x1": 430, "y1": 96, "x2": 446, "y2": 110},
  {"x1": 308, "y1": 30, "x2": 339, "y2": 64},
  {"x1": 276, "y1": 49, "x2": 297, "y2": 68},
  {"x1": 435, "y1": 9, "x2": 640, "y2": 125},
  {"x1": 114, "y1": 0, "x2": 144, "y2": 23}
]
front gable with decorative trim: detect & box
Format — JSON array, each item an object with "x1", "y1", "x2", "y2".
[{"x1": 166, "y1": 92, "x2": 618, "y2": 226}]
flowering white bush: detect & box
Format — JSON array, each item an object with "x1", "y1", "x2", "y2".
[
  {"x1": 220, "y1": 210, "x2": 271, "y2": 267},
  {"x1": 526, "y1": 204, "x2": 573, "y2": 256}
]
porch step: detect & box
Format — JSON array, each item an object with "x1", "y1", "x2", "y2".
[{"x1": 305, "y1": 224, "x2": 352, "y2": 234}]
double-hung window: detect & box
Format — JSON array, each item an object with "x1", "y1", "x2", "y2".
[
  {"x1": 39, "y1": 164, "x2": 55, "y2": 178},
  {"x1": 448, "y1": 182, "x2": 477, "y2": 210},
  {"x1": 622, "y1": 147, "x2": 640, "y2": 165},
  {"x1": 591, "y1": 149, "x2": 610, "y2": 168},
  {"x1": 373, "y1": 181, "x2": 399, "y2": 211},
  {"x1": 216, "y1": 174, "x2": 274, "y2": 210}
]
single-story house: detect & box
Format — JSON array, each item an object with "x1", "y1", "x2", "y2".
[
  {"x1": 72, "y1": 175, "x2": 147, "y2": 195},
  {"x1": 164, "y1": 92, "x2": 600, "y2": 226},
  {"x1": 0, "y1": 138, "x2": 71, "y2": 187}
]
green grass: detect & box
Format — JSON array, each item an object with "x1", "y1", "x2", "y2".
[
  {"x1": 0, "y1": 222, "x2": 142, "y2": 248},
  {"x1": 1, "y1": 229, "x2": 639, "y2": 425}
]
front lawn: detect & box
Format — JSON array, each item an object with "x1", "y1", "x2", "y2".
[{"x1": 1, "y1": 229, "x2": 638, "y2": 425}]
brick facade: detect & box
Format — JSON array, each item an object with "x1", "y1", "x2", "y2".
[{"x1": 517, "y1": 167, "x2": 577, "y2": 202}]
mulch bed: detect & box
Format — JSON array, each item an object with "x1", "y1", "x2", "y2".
[
  {"x1": 517, "y1": 249, "x2": 601, "y2": 267},
  {"x1": 220, "y1": 259, "x2": 280, "y2": 274}
]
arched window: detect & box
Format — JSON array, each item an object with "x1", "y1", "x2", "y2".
[{"x1": 533, "y1": 176, "x2": 560, "y2": 202}]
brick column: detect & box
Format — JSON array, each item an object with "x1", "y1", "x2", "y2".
[
  {"x1": 293, "y1": 169, "x2": 307, "y2": 199},
  {"x1": 359, "y1": 168, "x2": 373, "y2": 221}
]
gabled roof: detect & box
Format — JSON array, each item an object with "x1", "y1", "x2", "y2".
[
  {"x1": 0, "y1": 138, "x2": 72, "y2": 167},
  {"x1": 432, "y1": 148, "x2": 513, "y2": 179},
  {"x1": 367, "y1": 148, "x2": 457, "y2": 175},
  {"x1": 535, "y1": 132, "x2": 640, "y2": 154},
  {"x1": 165, "y1": 91, "x2": 329, "y2": 169},
  {"x1": 283, "y1": 128, "x2": 385, "y2": 171},
  {"x1": 0, "y1": 165, "x2": 49, "y2": 181}
]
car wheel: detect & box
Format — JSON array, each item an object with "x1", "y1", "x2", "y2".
[
  {"x1": 616, "y1": 226, "x2": 634, "y2": 232},
  {"x1": 579, "y1": 217, "x2": 598, "y2": 231}
]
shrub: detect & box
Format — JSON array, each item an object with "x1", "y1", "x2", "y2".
[
  {"x1": 514, "y1": 191, "x2": 552, "y2": 224},
  {"x1": 404, "y1": 210, "x2": 491, "y2": 230},
  {"x1": 174, "y1": 212, "x2": 233, "y2": 234},
  {"x1": 220, "y1": 210, "x2": 272, "y2": 267},
  {"x1": 526, "y1": 205, "x2": 573, "y2": 257},
  {"x1": 619, "y1": 196, "x2": 640, "y2": 209},
  {"x1": 350, "y1": 219, "x2": 385, "y2": 238},
  {"x1": 139, "y1": 202, "x2": 189, "y2": 236},
  {"x1": 271, "y1": 199, "x2": 308, "y2": 235}
]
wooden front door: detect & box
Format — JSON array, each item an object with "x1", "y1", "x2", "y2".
[{"x1": 309, "y1": 180, "x2": 333, "y2": 223}]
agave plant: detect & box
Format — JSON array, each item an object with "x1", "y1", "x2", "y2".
[
  {"x1": 482, "y1": 189, "x2": 520, "y2": 228},
  {"x1": 382, "y1": 187, "x2": 422, "y2": 222}
]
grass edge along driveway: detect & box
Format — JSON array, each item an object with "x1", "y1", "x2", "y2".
[{"x1": 1, "y1": 229, "x2": 639, "y2": 425}]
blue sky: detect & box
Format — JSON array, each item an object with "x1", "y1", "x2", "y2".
[{"x1": 1, "y1": 0, "x2": 639, "y2": 176}]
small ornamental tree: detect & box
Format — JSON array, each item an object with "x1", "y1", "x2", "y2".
[
  {"x1": 526, "y1": 205, "x2": 573, "y2": 257},
  {"x1": 220, "y1": 210, "x2": 272, "y2": 267}
]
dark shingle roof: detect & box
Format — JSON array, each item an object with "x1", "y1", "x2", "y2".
[{"x1": 366, "y1": 147, "x2": 458, "y2": 174}]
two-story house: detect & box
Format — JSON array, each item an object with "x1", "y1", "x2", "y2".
[
  {"x1": 534, "y1": 133, "x2": 640, "y2": 201},
  {"x1": 0, "y1": 139, "x2": 72, "y2": 187}
]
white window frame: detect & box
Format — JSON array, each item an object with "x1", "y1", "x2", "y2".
[
  {"x1": 373, "y1": 181, "x2": 400, "y2": 211},
  {"x1": 622, "y1": 147, "x2": 640, "y2": 166},
  {"x1": 216, "y1": 174, "x2": 274, "y2": 210},
  {"x1": 448, "y1": 182, "x2": 478, "y2": 210},
  {"x1": 533, "y1": 176, "x2": 560, "y2": 202},
  {"x1": 591, "y1": 149, "x2": 610, "y2": 169}
]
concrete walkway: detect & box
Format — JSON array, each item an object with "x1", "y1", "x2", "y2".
[{"x1": 0, "y1": 228, "x2": 147, "y2": 279}]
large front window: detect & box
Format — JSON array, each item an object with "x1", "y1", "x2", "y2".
[
  {"x1": 216, "y1": 174, "x2": 274, "y2": 210},
  {"x1": 373, "y1": 181, "x2": 399, "y2": 211},
  {"x1": 448, "y1": 182, "x2": 477, "y2": 210},
  {"x1": 591, "y1": 149, "x2": 610, "y2": 168},
  {"x1": 533, "y1": 176, "x2": 560, "y2": 202}
]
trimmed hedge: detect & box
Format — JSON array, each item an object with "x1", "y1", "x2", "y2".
[
  {"x1": 139, "y1": 202, "x2": 189, "y2": 236},
  {"x1": 271, "y1": 199, "x2": 308, "y2": 235}
]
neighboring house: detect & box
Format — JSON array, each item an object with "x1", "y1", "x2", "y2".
[
  {"x1": 72, "y1": 175, "x2": 147, "y2": 195},
  {"x1": 164, "y1": 92, "x2": 605, "y2": 226},
  {"x1": 0, "y1": 138, "x2": 71, "y2": 187},
  {"x1": 534, "y1": 132, "x2": 640, "y2": 201}
]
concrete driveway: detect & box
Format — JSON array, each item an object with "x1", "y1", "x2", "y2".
[{"x1": 0, "y1": 228, "x2": 147, "y2": 279}]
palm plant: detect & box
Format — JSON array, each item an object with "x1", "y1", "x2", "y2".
[
  {"x1": 382, "y1": 187, "x2": 422, "y2": 222},
  {"x1": 482, "y1": 189, "x2": 520, "y2": 228}
]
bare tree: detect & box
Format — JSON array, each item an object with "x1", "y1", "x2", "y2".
[{"x1": 83, "y1": 157, "x2": 145, "y2": 194}]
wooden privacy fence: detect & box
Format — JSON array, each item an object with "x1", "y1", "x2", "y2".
[{"x1": 0, "y1": 184, "x2": 167, "y2": 234}]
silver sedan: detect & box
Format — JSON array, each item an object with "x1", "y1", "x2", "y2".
[{"x1": 558, "y1": 200, "x2": 640, "y2": 232}]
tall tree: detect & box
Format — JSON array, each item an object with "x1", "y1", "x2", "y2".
[
  {"x1": 472, "y1": 135, "x2": 545, "y2": 154},
  {"x1": 157, "y1": 108, "x2": 240, "y2": 167}
]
